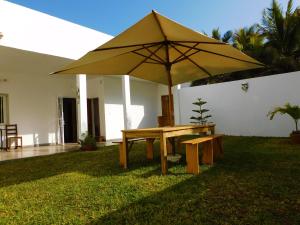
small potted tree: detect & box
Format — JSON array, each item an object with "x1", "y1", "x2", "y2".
[
  {"x1": 79, "y1": 133, "x2": 97, "y2": 151},
  {"x1": 267, "y1": 103, "x2": 300, "y2": 144},
  {"x1": 190, "y1": 98, "x2": 212, "y2": 125}
]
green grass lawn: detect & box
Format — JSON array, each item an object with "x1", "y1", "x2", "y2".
[{"x1": 0, "y1": 136, "x2": 300, "y2": 225}]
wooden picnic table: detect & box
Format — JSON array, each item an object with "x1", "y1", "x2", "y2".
[{"x1": 121, "y1": 124, "x2": 215, "y2": 175}]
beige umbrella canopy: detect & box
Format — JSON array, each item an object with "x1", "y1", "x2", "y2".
[{"x1": 53, "y1": 10, "x2": 264, "y2": 126}]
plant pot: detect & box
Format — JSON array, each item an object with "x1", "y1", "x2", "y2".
[
  {"x1": 81, "y1": 145, "x2": 97, "y2": 151},
  {"x1": 290, "y1": 132, "x2": 300, "y2": 144}
]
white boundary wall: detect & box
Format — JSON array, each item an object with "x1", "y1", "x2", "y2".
[{"x1": 178, "y1": 71, "x2": 300, "y2": 137}]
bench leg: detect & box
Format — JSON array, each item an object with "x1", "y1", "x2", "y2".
[
  {"x1": 146, "y1": 138, "x2": 155, "y2": 160},
  {"x1": 202, "y1": 140, "x2": 214, "y2": 165},
  {"x1": 213, "y1": 137, "x2": 223, "y2": 161},
  {"x1": 186, "y1": 144, "x2": 200, "y2": 175}
]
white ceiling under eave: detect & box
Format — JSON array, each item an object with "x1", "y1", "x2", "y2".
[{"x1": 0, "y1": 1, "x2": 113, "y2": 60}]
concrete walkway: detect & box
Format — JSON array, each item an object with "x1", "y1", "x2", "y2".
[{"x1": 0, "y1": 144, "x2": 79, "y2": 162}]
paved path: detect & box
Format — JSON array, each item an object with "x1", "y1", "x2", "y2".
[{"x1": 0, "y1": 144, "x2": 79, "y2": 162}]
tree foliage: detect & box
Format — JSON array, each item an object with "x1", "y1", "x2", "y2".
[
  {"x1": 192, "y1": 0, "x2": 300, "y2": 87},
  {"x1": 190, "y1": 98, "x2": 212, "y2": 124},
  {"x1": 267, "y1": 103, "x2": 300, "y2": 132}
]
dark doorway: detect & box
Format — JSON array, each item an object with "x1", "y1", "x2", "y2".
[
  {"x1": 63, "y1": 98, "x2": 77, "y2": 143},
  {"x1": 87, "y1": 98, "x2": 101, "y2": 141}
]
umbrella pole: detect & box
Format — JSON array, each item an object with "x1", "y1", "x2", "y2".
[{"x1": 166, "y1": 65, "x2": 174, "y2": 126}]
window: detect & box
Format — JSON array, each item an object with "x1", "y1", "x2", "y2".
[{"x1": 0, "y1": 94, "x2": 8, "y2": 124}]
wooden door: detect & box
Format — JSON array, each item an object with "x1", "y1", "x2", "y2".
[
  {"x1": 87, "y1": 98, "x2": 101, "y2": 141},
  {"x1": 63, "y1": 98, "x2": 77, "y2": 143}
]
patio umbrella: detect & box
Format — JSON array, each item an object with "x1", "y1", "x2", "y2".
[{"x1": 53, "y1": 11, "x2": 264, "y2": 126}]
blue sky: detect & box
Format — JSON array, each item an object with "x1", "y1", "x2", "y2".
[{"x1": 8, "y1": 0, "x2": 295, "y2": 36}]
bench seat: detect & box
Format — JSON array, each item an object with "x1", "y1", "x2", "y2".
[{"x1": 182, "y1": 134, "x2": 224, "y2": 174}]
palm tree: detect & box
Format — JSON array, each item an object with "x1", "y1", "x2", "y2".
[
  {"x1": 260, "y1": 0, "x2": 300, "y2": 72},
  {"x1": 233, "y1": 25, "x2": 265, "y2": 59},
  {"x1": 211, "y1": 28, "x2": 233, "y2": 43},
  {"x1": 268, "y1": 103, "x2": 300, "y2": 132}
]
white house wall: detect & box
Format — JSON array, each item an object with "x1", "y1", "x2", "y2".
[
  {"x1": 178, "y1": 71, "x2": 300, "y2": 137},
  {"x1": 130, "y1": 79, "x2": 159, "y2": 129},
  {"x1": 0, "y1": 64, "x2": 76, "y2": 146},
  {"x1": 88, "y1": 77, "x2": 160, "y2": 140},
  {"x1": 87, "y1": 77, "x2": 106, "y2": 138}
]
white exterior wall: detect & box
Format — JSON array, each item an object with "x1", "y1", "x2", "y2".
[
  {"x1": 0, "y1": 71, "x2": 76, "y2": 146},
  {"x1": 87, "y1": 77, "x2": 160, "y2": 140},
  {"x1": 130, "y1": 79, "x2": 159, "y2": 129},
  {"x1": 87, "y1": 77, "x2": 106, "y2": 138},
  {"x1": 178, "y1": 71, "x2": 300, "y2": 137}
]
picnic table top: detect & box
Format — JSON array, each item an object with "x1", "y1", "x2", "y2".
[{"x1": 122, "y1": 124, "x2": 215, "y2": 133}]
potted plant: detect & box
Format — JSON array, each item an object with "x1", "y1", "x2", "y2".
[
  {"x1": 190, "y1": 98, "x2": 212, "y2": 125},
  {"x1": 267, "y1": 103, "x2": 300, "y2": 144},
  {"x1": 79, "y1": 133, "x2": 97, "y2": 151}
]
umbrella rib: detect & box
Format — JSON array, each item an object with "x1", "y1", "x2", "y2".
[
  {"x1": 143, "y1": 45, "x2": 166, "y2": 63},
  {"x1": 172, "y1": 41, "x2": 227, "y2": 45},
  {"x1": 175, "y1": 42, "x2": 265, "y2": 67},
  {"x1": 144, "y1": 61, "x2": 162, "y2": 64},
  {"x1": 90, "y1": 41, "x2": 227, "y2": 53},
  {"x1": 131, "y1": 43, "x2": 165, "y2": 63},
  {"x1": 132, "y1": 51, "x2": 163, "y2": 64},
  {"x1": 170, "y1": 44, "x2": 212, "y2": 77},
  {"x1": 127, "y1": 44, "x2": 164, "y2": 74},
  {"x1": 152, "y1": 11, "x2": 168, "y2": 41},
  {"x1": 171, "y1": 43, "x2": 199, "y2": 64},
  {"x1": 91, "y1": 41, "x2": 164, "y2": 52},
  {"x1": 173, "y1": 49, "x2": 202, "y2": 64}
]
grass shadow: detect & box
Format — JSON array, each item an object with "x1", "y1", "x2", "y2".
[
  {"x1": 88, "y1": 136, "x2": 300, "y2": 225},
  {"x1": 0, "y1": 142, "x2": 163, "y2": 188}
]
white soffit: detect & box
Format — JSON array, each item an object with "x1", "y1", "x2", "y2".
[{"x1": 0, "y1": 1, "x2": 113, "y2": 60}]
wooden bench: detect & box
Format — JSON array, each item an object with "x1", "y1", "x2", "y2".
[
  {"x1": 113, "y1": 138, "x2": 155, "y2": 167},
  {"x1": 182, "y1": 134, "x2": 224, "y2": 175}
]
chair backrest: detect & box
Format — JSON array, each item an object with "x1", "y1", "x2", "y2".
[{"x1": 5, "y1": 124, "x2": 18, "y2": 136}]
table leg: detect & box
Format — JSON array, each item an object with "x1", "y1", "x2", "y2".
[
  {"x1": 211, "y1": 126, "x2": 215, "y2": 135},
  {"x1": 213, "y1": 137, "x2": 223, "y2": 160},
  {"x1": 160, "y1": 134, "x2": 168, "y2": 175},
  {"x1": 146, "y1": 138, "x2": 155, "y2": 160},
  {"x1": 121, "y1": 134, "x2": 128, "y2": 169}
]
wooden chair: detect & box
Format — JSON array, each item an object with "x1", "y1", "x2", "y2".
[{"x1": 5, "y1": 124, "x2": 22, "y2": 150}]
